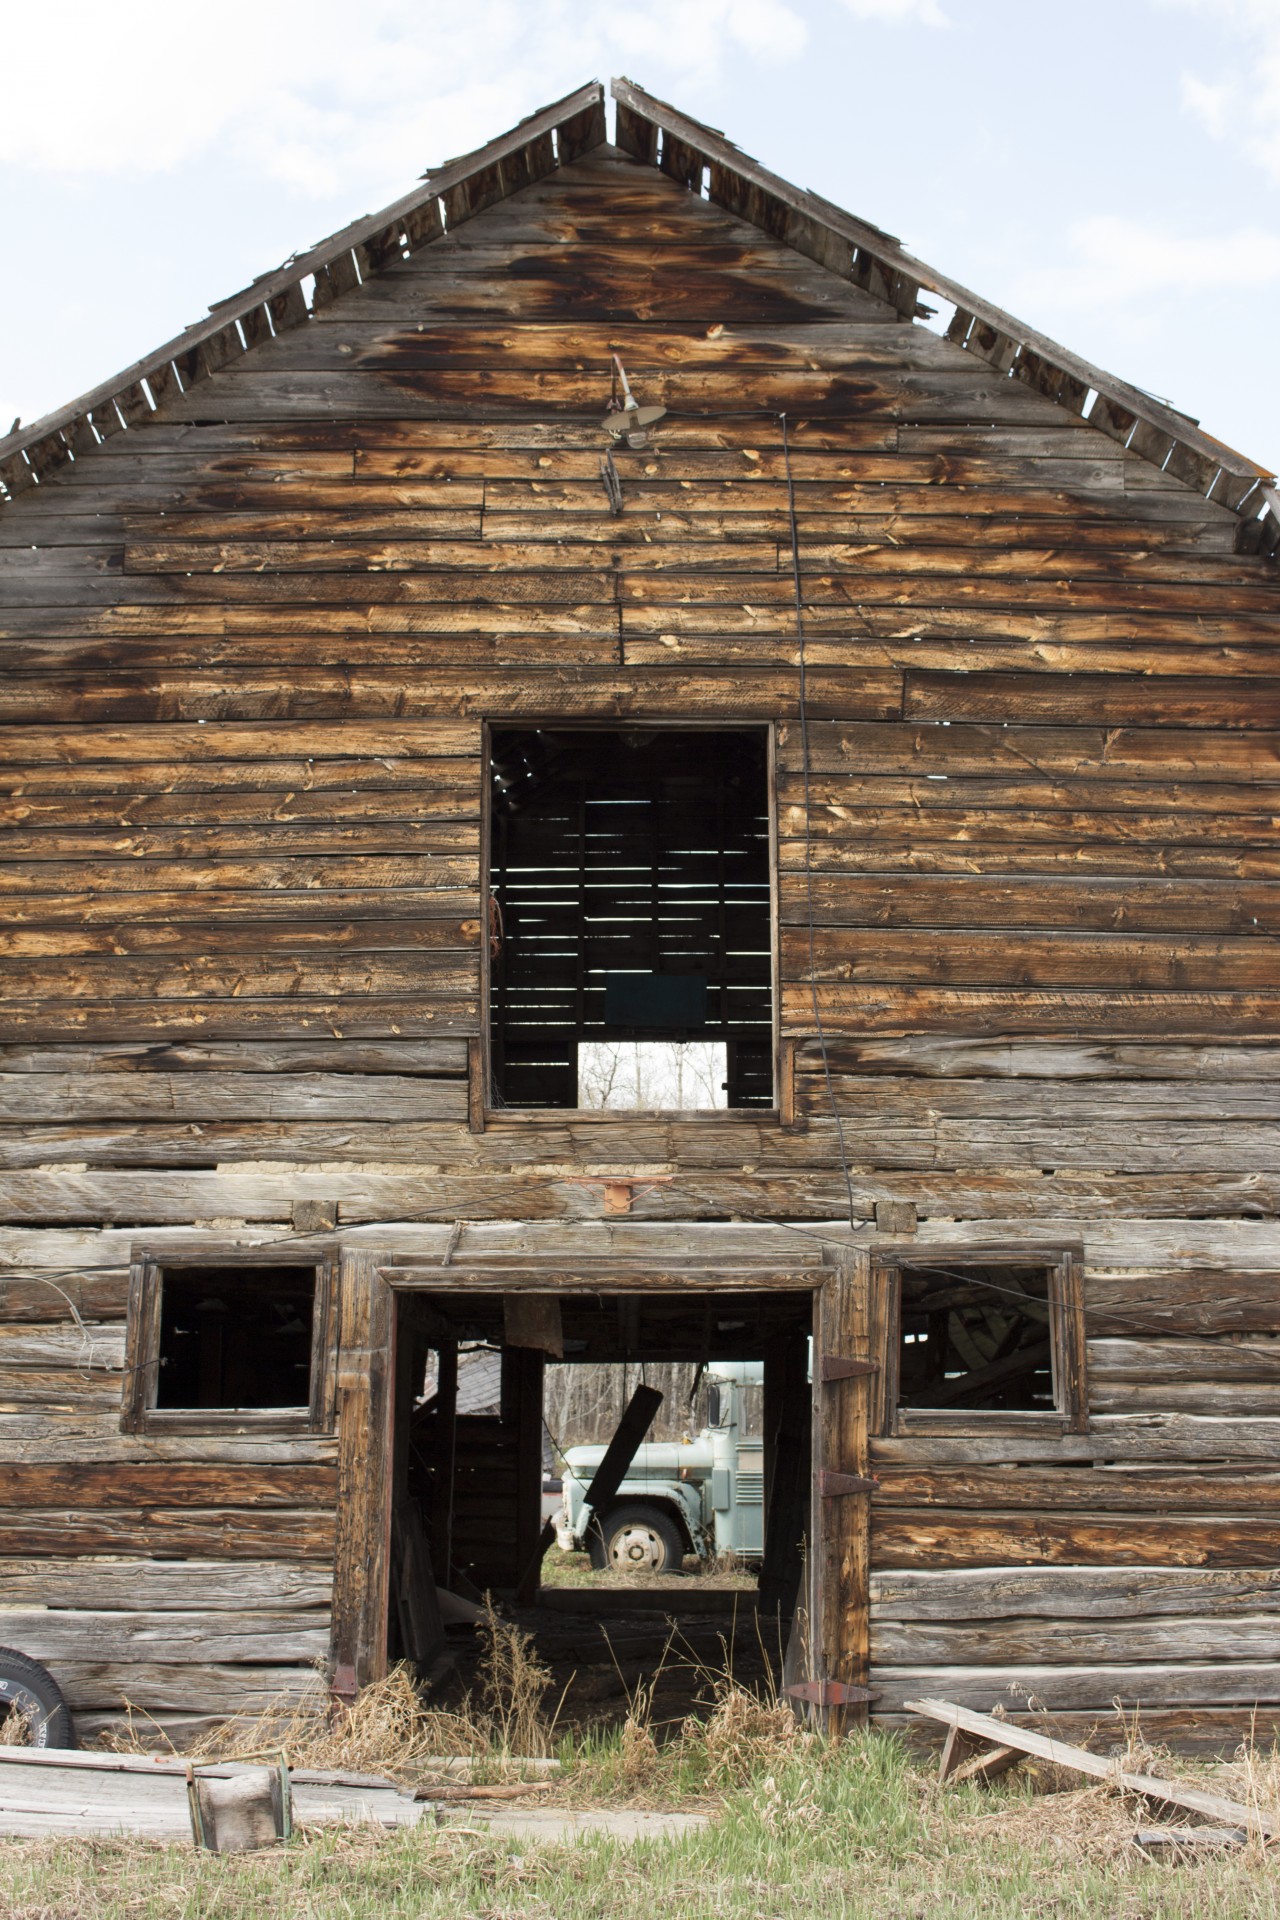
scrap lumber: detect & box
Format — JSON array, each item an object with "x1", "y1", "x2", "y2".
[
  {"x1": 0, "y1": 1744, "x2": 423, "y2": 1839},
  {"x1": 907, "y1": 1698, "x2": 1278, "y2": 1840}
]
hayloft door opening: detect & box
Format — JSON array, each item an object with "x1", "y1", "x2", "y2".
[{"x1": 487, "y1": 727, "x2": 773, "y2": 1110}]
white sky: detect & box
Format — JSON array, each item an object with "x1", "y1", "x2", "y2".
[{"x1": 1, "y1": 0, "x2": 1278, "y2": 470}]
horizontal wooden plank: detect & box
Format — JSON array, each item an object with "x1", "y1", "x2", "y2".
[
  {"x1": 873, "y1": 1467, "x2": 1280, "y2": 1513},
  {"x1": 0, "y1": 1163, "x2": 1272, "y2": 1225},
  {"x1": 1089, "y1": 1338, "x2": 1280, "y2": 1383},
  {"x1": 0, "y1": 1509, "x2": 335, "y2": 1559},
  {"x1": 0, "y1": 1039, "x2": 467, "y2": 1075},
  {"x1": 905, "y1": 670, "x2": 1280, "y2": 728},
  {"x1": 1087, "y1": 1274, "x2": 1280, "y2": 1337},
  {"x1": 0, "y1": 818, "x2": 478, "y2": 859},
  {"x1": 870, "y1": 1566, "x2": 1280, "y2": 1622},
  {"x1": 0, "y1": 1557, "x2": 330, "y2": 1610},
  {"x1": 779, "y1": 719, "x2": 1280, "y2": 781},
  {"x1": 9, "y1": 720, "x2": 481, "y2": 763},
  {"x1": 0, "y1": 667, "x2": 903, "y2": 725},
  {"x1": 1089, "y1": 1383, "x2": 1280, "y2": 1415},
  {"x1": 873, "y1": 1413, "x2": 1280, "y2": 1464},
  {"x1": 1, "y1": 756, "x2": 482, "y2": 798},
  {"x1": 0, "y1": 999, "x2": 480, "y2": 1040},
  {"x1": 782, "y1": 876, "x2": 1280, "y2": 936},
  {"x1": 795, "y1": 1075, "x2": 1280, "y2": 1123},
  {"x1": 817, "y1": 1037, "x2": 1280, "y2": 1082},
  {"x1": 782, "y1": 985, "x2": 1280, "y2": 1038},
  {"x1": 0, "y1": 1609, "x2": 329, "y2": 1664},
  {"x1": 872, "y1": 1512, "x2": 1280, "y2": 1568},
  {"x1": 0, "y1": 1422, "x2": 336, "y2": 1464},
  {"x1": 0, "y1": 955, "x2": 477, "y2": 999},
  {"x1": 874, "y1": 1613, "x2": 1280, "y2": 1666},
  {"x1": 872, "y1": 1663, "x2": 1280, "y2": 1712},
  {"x1": 0, "y1": 1072, "x2": 468, "y2": 1122},
  {"x1": 874, "y1": 1703, "x2": 1276, "y2": 1755},
  {"x1": 43, "y1": 1660, "x2": 323, "y2": 1713},
  {"x1": 0, "y1": 1465, "x2": 337, "y2": 1509}
]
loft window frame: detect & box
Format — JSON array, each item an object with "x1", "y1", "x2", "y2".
[
  {"x1": 479, "y1": 716, "x2": 781, "y2": 1123},
  {"x1": 870, "y1": 1242, "x2": 1087, "y2": 1438},
  {"x1": 121, "y1": 1244, "x2": 341, "y2": 1436}
]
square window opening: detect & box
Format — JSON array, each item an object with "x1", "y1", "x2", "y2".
[
  {"x1": 897, "y1": 1263, "x2": 1053, "y2": 1414},
  {"x1": 157, "y1": 1265, "x2": 317, "y2": 1410},
  {"x1": 874, "y1": 1250, "x2": 1086, "y2": 1432},
  {"x1": 123, "y1": 1252, "x2": 338, "y2": 1433},
  {"x1": 488, "y1": 727, "x2": 773, "y2": 1110}
]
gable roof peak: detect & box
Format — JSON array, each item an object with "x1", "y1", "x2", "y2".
[{"x1": 1, "y1": 76, "x2": 1275, "y2": 556}]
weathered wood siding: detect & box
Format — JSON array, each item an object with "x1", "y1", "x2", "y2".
[{"x1": 1, "y1": 141, "x2": 1277, "y2": 1738}]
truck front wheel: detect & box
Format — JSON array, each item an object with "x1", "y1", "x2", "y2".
[{"x1": 588, "y1": 1503, "x2": 685, "y2": 1575}]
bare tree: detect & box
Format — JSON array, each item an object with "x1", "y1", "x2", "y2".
[{"x1": 578, "y1": 1040, "x2": 727, "y2": 1111}]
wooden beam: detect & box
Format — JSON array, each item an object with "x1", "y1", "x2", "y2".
[
  {"x1": 329, "y1": 1250, "x2": 395, "y2": 1691},
  {"x1": 812, "y1": 1250, "x2": 873, "y2": 1735},
  {"x1": 909, "y1": 1696, "x2": 1277, "y2": 1839}
]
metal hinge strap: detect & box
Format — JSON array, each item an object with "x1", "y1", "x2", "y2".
[
  {"x1": 817, "y1": 1470, "x2": 878, "y2": 1497},
  {"x1": 820, "y1": 1355, "x2": 879, "y2": 1382}
]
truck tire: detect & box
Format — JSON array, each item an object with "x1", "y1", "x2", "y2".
[
  {"x1": 588, "y1": 1503, "x2": 685, "y2": 1575},
  {"x1": 0, "y1": 1646, "x2": 76, "y2": 1749}
]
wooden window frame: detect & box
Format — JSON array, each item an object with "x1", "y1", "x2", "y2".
[
  {"x1": 121, "y1": 1245, "x2": 341, "y2": 1435},
  {"x1": 869, "y1": 1243, "x2": 1087, "y2": 1437},
  {"x1": 478, "y1": 717, "x2": 782, "y2": 1125}
]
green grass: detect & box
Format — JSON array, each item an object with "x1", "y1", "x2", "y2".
[{"x1": 3, "y1": 1733, "x2": 1279, "y2": 1919}]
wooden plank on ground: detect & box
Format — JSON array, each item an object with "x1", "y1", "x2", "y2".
[{"x1": 906, "y1": 1696, "x2": 1278, "y2": 1838}]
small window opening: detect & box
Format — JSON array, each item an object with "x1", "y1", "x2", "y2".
[
  {"x1": 156, "y1": 1265, "x2": 316, "y2": 1410},
  {"x1": 897, "y1": 1263, "x2": 1054, "y2": 1413},
  {"x1": 488, "y1": 727, "x2": 772, "y2": 1109}
]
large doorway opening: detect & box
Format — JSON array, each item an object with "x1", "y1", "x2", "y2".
[
  {"x1": 388, "y1": 1286, "x2": 813, "y2": 1736},
  {"x1": 488, "y1": 727, "x2": 774, "y2": 1110}
]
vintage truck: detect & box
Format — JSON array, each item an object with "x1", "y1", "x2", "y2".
[{"x1": 555, "y1": 1362, "x2": 764, "y2": 1572}]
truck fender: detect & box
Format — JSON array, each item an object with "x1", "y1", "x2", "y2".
[{"x1": 605, "y1": 1479, "x2": 702, "y2": 1551}]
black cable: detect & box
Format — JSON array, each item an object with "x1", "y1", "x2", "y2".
[{"x1": 780, "y1": 410, "x2": 858, "y2": 1233}]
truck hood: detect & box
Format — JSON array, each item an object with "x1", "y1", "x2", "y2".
[{"x1": 562, "y1": 1438, "x2": 713, "y2": 1483}]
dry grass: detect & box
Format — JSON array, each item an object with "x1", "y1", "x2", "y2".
[
  {"x1": 102, "y1": 1603, "x2": 568, "y2": 1779},
  {"x1": 697, "y1": 1681, "x2": 816, "y2": 1788},
  {"x1": 0, "y1": 1703, "x2": 32, "y2": 1746},
  {"x1": 473, "y1": 1596, "x2": 564, "y2": 1758}
]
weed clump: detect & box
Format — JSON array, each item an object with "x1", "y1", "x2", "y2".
[{"x1": 697, "y1": 1682, "x2": 816, "y2": 1788}]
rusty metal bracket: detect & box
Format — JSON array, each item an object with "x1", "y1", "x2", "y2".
[
  {"x1": 784, "y1": 1680, "x2": 876, "y2": 1706},
  {"x1": 819, "y1": 1355, "x2": 879, "y2": 1382},
  {"x1": 817, "y1": 1470, "x2": 878, "y2": 1497}
]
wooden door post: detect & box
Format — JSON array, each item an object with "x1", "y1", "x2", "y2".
[
  {"x1": 329, "y1": 1250, "x2": 396, "y2": 1695},
  {"x1": 812, "y1": 1250, "x2": 873, "y2": 1735}
]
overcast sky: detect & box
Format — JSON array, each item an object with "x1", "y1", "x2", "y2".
[{"x1": 2, "y1": 0, "x2": 1278, "y2": 472}]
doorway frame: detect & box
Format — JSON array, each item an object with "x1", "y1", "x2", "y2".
[{"x1": 329, "y1": 1245, "x2": 873, "y2": 1729}]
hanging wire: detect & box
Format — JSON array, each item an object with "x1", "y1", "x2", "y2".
[{"x1": 780, "y1": 410, "x2": 858, "y2": 1233}]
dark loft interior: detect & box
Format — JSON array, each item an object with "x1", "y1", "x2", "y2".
[
  {"x1": 488, "y1": 727, "x2": 772, "y2": 1108},
  {"x1": 897, "y1": 1263, "x2": 1055, "y2": 1413},
  {"x1": 156, "y1": 1265, "x2": 316, "y2": 1410}
]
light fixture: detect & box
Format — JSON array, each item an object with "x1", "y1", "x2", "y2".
[{"x1": 602, "y1": 353, "x2": 666, "y2": 449}]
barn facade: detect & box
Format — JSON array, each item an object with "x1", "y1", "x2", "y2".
[{"x1": 2, "y1": 79, "x2": 1279, "y2": 1750}]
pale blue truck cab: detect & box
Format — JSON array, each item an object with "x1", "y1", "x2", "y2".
[{"x1": 554, "y1": 1362, "x2": 764, "y2": 1573}]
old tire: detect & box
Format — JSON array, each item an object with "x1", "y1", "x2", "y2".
[
  {"x1": 0, "y1": 1646, "x2": 76, "y2": 1749},
  {"x1": 588, "y1": 1503, "x2": 685, "y2": 1575}
]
